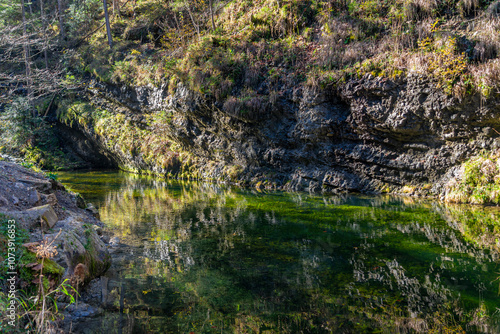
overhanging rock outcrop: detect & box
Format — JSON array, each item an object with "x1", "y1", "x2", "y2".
[{"x1": 55, "y1": 73, "x2": 500, "y2": 196}]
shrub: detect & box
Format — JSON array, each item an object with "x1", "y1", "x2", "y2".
[
  {"x1": 445, "y1": 151, "x2": 500, "y2": 205},
  {"x1": 419, "y1": 36, "x2": 470, "y2": 95}
]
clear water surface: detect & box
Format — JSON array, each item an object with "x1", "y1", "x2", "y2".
[{"x1": 57, "y1": 170, "x2": 500, "y2": 333}]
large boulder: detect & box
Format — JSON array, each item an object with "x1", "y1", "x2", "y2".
[{"x1": 44, "y1": 216, "x2": 111, "y2": 284}]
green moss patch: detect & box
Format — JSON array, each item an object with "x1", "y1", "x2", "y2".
[{"x1": 445, "y1": 150, "x2": 500, "y2": 205}]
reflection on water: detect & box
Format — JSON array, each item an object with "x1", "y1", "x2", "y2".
[{"x1": 58, "y1": 171, "x2": 500, "y2": 333}]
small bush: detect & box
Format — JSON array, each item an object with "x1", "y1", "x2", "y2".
[
  {"x1": 418, "y1": 35, "x2": 470, "y2": 95},
  {"x1": 445, "y1": 151, "x2": 500, "y2": 205},
  {"x1": 222, "y1": 91, "x2": 269, "y2": 121}
]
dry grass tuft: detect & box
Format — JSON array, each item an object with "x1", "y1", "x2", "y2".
[
  {"x1": 458, "y1": 0, "x2": 481, "y2": 17},
  {"x1": 404, "y1": 0, "x2": 438, "y2": 21},
  {"x1": 470, "y1": 58, "x2": 500, "y2": 97},
  {"x1": 469, "y1": 18, "x2": 500, "y2": 62},
  {"x1": 403, "y1": 53, "x2": 429, "y2": 74},
  {"x1": 487, "y1": 0, "x2": 500, "y2": 18}
]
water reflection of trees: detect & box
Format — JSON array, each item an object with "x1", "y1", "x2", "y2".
[{"x1": 80, "y1": 174, "x2": 500, "y2": 333}]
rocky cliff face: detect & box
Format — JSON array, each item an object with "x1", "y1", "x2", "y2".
[{"x1": 55, "y1": 73, "x2": 500, "y2": 196}]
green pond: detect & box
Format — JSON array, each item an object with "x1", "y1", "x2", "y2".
[{"x1": 57, "y1": 171, "x2": 500, "y2": 333}]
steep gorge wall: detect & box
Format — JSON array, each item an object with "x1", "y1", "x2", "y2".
[{"x1": 55, "y1": 74, "x2": 500, "y2": 196}]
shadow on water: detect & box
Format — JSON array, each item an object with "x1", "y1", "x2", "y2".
[{"x1": 57, "y1": 171, "x2": 500, "y2": 333}]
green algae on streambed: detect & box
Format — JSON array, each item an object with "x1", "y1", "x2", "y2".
[{"x1": 57, "y1": 171, "x2": 500, "y2": 333}]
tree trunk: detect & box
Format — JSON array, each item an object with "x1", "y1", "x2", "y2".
[
  {"x1": 113, "y1": 0, "x2": 120, "y2": 17},
  {"x1": 40, "y1": 0, "x2": 48, "y2": 69},
  {"x1": 209, "y1": 0, "x2": 216, "y2": 31},
  {"x1": 103, "y1": 0, "x2": 113, "y2": 48},
  {"x1": 58, "y1": 0, "x2": 65, "y2": 42},
  {"x1": 186, "y1": 6, "x2": 200, "y2": 40},
  {"x1": 21, "y1": 0, "x2": 34, "y2": 114}
]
